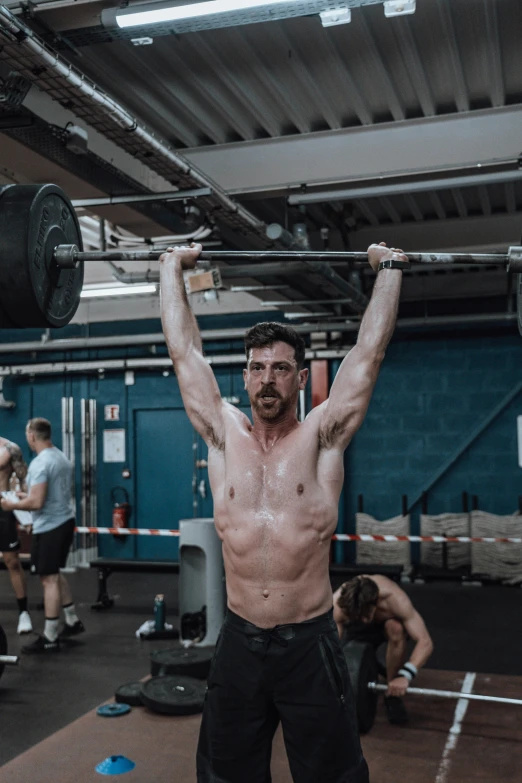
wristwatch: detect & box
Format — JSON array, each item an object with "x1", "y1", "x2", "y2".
[{"x1": 378, "y1": 259, "x2": 410, "y2": 272}]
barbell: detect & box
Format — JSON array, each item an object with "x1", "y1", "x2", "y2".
[
  {"x1": 343, "y1": 640, "x2": 522, "y2": 734},
  {"x1": 0, "y1": 182, "x2": 521, "y2": 332}
]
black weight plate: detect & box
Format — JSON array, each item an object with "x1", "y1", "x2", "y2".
[
  {"x1": 0, "y1": 184, "x2": 84, "y2": 328},
  {"x1": 150, "y1": 645, "x2": 214, "y2": 679},
  {"x1": 115, "y1": 681, "x2": 144, "y2": 707},
  {"x1": 0, "y1": 623, "x2": 7, "y2": 681},
  {"x1": 140, "y1": 675, "x2": 206, "y2": 716},
  {"x1": 516, "y1": 272, "x2": 522, "y2": 335},
  {"x1": 343, "y1": 640, "x2": 379, "y2": 734}
]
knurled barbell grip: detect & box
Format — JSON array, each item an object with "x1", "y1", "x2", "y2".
[{"x1": 53, "y1": 245, "x2": 513, "y2": 269}]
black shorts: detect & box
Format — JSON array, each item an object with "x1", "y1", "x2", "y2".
[
  {"x1": 0, "y1": 508, "x2": 20, "y2": 553},
  {"x1": 31, "y1": 518, "x2": 75, "y2": 576},
  {"x1": 343, "y1": 621, "x2": 388, "y2": 649},
  {"x1": 197, "y1": 608, "x2": 369, "y2": 783}
]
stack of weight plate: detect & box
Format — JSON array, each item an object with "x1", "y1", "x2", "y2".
[
  {"x1": 113, "y1": 644, "x2": 215, "y2": 716},
  {"x1": 470, "y1": 510, "x2": 522, "y2": 584},
  {"x1": 420, "y1": 513, "x2": 471, "y2": 570},
  {"x1": 355, "y1": 513, "x2": 411, "y2": 569}
]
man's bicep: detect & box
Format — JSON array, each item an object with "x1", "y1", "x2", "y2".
[
  {"x1": 174, "y1": 350, "x2": 226, "y2": 448},
  {"x1": 319, "y1": 348, "x2": 382, "y2": 449}
]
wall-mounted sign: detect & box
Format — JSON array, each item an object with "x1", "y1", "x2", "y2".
[
  {"x1": 104, "y1": 404, "x2": 120, "y2": 421},
  {"x1": 103, "y1": 429, "x2": 126, "y2": 463}
]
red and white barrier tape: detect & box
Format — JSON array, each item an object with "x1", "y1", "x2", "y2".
[{"x1": 74, "y1": 527, "x2": 522, "y2": 544}]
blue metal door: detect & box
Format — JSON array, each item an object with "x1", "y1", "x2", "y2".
[{"x1": 134, "y1": 408, "x2": 194, "y2": 561}]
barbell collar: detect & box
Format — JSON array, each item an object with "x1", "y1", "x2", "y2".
[
  {"x1": 368, "y1": 681, "x2": 522, "y2": 706},
  {"x1": 53, "y1": 247, "x2": 511, "y2": 267},
  {"x1": 53, "y1": 244, "x2": 80, "y2": 269},
  {"x1": 507, "y1": 246, "x2": 522, "y2": 272}
]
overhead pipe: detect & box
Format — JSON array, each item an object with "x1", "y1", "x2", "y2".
[{"x1": 0, "y1": 313, "x2": 516, "y2": 357}]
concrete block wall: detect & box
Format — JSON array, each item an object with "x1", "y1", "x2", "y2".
[{"x1": 343, "y1": 335, "x2": 522, "y2": 555}]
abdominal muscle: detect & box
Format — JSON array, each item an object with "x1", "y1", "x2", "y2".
[{"x1": 216, "y1": 505, "x2": 337, "y2": 628}]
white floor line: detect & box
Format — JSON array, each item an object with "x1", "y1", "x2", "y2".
[{"x1": 434, "y1": 672, "x2": 476, "y2": 783}]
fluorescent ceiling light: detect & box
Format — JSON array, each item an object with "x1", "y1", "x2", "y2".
[
  {"x1": 116, "y1": 0, "x2": 298, "y2": 27},
  {"x1": 80, "y1": 284, "x2": 157, "y2": 299}
]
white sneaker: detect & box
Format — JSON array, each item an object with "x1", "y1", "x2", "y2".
[{"x1": 17, "y1": 611, "x2": 33, "y2": 634}]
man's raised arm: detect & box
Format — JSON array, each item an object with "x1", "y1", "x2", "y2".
[
  {"x1": 160, "y1": 244, "x2": 225, "y2": 449},
  {"x1": 319, "y1": 243, "x2": 408, "y2": 450}
]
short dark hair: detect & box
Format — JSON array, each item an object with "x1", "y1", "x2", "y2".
[
  {"x1": 244, "y1": 322, "x2": 306, "y2": 369},
  {"x1": 338, "y1": 577, "x2": 379, "y2": 622},
  {"x1": 27, "y1": 417, "x2": 52, "y2": 441}
]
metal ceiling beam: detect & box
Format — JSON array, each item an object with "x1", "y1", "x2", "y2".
[
  {"x1": 191, "y1": 35, "x2": 282, "y2": 138},
  {"x1": 437, "y1": 0, "x2": 469, "y2": 112},
  {"x1": 156, "y1": 40, "x2": 255, "y2": 141},
  {"x1": 451, "y1": 188, "x2": 468, "y2": 219},
  {"x1": 355, "y1": 12, "x2": 405, "y2": 122},
  {"x1": 389, "y1": 16, "x2": 435, "y2": 117},
  {"x1": 232, "y1": 28, "x2": 311, "y2": 135},
  {"x1": 482, "y1": 0, "x2": 504, "y2": 107},
  {"x1": 349, "y1": 211, "x2": 522, "y2": 253},
  {"x1": 315, "y1": 34, "x2": 373, "y2": 126},
  {"x1": 271, "y1": 26, "x2": 342, "y2": 131},
  {"x1": 183, "y1": 106, "x2": 522, "y2": 196}
]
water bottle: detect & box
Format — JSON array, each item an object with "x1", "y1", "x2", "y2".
[{"x1": 154, "y1": 594, "x2": 166, "y2": 631}]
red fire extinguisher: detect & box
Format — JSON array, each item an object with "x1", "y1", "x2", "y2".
[{"x1": 111, "y1": 487, "x2": 131, "y2": 531}]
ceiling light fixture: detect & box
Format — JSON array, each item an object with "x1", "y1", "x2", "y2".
[
  {"x1": 115, "y1": 0, "x2": 297, "y2": 27},
  {"x1": 80, "y1": 284, "x2": 157, "y2": 299}
]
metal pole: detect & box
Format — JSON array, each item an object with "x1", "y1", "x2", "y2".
[
  {"x1": 368, "y1": 682, "x2": 522, "y2": 706},
  {"x1": 71, "y1": 249, "x2": 509, "y2": 266}
]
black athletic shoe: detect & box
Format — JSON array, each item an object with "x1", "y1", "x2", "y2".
[
  {"x1": 21, "y1": 635, "x2": 60, "y2": 654},
  {"x1": 384, "y1": 695, "x2": 408, "y2": 725},
  {"x1": 59, "y1": 620, "x2": 85, "y2": 638}
]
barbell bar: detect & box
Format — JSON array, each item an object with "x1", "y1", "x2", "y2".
[
  {"x1": 54, "y1": 245, "x2": 522, "y2": 270},
  {"x1": 0, "y1": 182, "x2": 521, "y2": 331},
  {"x1": 343, "y1": 640, "x2": 522, "y2": 735},
  {"x1": 368, "y1": 681, "x2": 522, "y2": 707}
]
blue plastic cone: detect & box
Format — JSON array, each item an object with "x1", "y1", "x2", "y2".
[{"x1": 95, "y1": 755, "x2": 136, "y2": 775}]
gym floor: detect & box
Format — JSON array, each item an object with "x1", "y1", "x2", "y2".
[{"x1": 1, "y1": 568, "x2": 522, "y2": 781}]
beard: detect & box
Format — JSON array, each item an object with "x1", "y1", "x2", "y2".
[{"x1": 249, "y1": 385, "x2": 292, "y2": 422}]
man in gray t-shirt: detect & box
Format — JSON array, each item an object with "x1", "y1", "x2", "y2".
[{"x1": 1, "y1": 417, "x2": 85, "y2": 654}]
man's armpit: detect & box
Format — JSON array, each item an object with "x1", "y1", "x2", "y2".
[
  {"x1": 318, "y1": 419, "x2": 348, "y2": 451},
  {"x1": 192, "y1": 411, "x2": 225, "y2": 451}
]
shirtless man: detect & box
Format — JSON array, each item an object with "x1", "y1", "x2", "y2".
[
  {"x1": 0, "y1": 436, "x2": 33, "y2": 634},
  {"x1": 334, "y1": 575, "x2": 433, "y2": 724},
  {"x1": 160, "y1": 241, "x2": 409, "y2": 783}
]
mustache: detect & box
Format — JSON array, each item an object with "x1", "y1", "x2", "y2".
[{"x1": 257, "y1": 386, "x2": 281, "y2": 399}]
